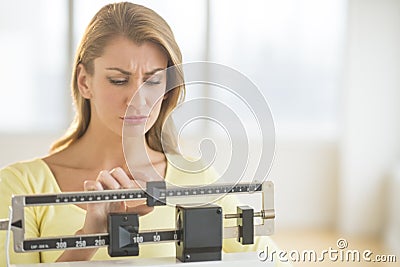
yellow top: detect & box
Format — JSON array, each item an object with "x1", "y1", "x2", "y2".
[{"x1": 0, "y1": 158, "x2": 283, "y2": 265}]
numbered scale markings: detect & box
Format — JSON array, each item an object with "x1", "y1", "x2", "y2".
[
  {"x1": 23, "y1": 183, "x2": 262, "y2": 206},
  {"x1": 23, "y1": 230, "x2": 180, "y2": 251}
]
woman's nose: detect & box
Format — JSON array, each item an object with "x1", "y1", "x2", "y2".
[{"x1": 127, "y1": 82, "x2": 146, "y2": 108}]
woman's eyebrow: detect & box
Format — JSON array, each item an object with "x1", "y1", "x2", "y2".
[
  {"x1": 145, "y1": 68, "x2": 165, "y2": 76},
  {"x1": 105, "y1": 67, "x2": 132, "y2": 75},
  {"x1": 105, "y1": 67, "x2": 165, "y2": 76}
]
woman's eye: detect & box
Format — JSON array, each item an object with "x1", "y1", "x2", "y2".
[
  {"x1": 144, "y1": 74, "x2": 163, "y2": 85},
  {"x1": 145, "y1": 80, "x2": 161, "y2": 85},
  {"x1": 108, "y1": 78, "x2": 128, "y2": 85}
]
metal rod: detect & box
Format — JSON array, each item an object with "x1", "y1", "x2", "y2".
[{"x1": 224, "y1": 209, "x2": 275, "y2": 220}]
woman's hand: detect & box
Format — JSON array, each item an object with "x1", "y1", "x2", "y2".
[
  {"x1": 81, "y1": 167, "x2": 154, "y2": 235},
  {"x1": 57, "y1": 167, "x2": 154, "y2": 262}
]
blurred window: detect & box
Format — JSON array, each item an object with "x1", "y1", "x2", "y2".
[
  {"x1": 209, "y1": 0, "x2": 346, "y2": 136},
  {"x1": 0, "y1": 0, "x2": 68, "y2": 132}
]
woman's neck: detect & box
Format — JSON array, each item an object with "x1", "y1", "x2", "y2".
[{"x1": 68, "y1": 122, "x2": 162, "y2": 172}]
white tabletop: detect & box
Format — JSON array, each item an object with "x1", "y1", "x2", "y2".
[{"x1": 12, "y1": 252, "x2": 275, "y2": 267}]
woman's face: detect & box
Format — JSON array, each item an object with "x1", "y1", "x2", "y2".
[{"x1": 79, "y1": 36, "x2": 168, "y2": 138}]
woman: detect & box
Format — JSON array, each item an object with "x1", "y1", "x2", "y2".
[{"x1": 0, "y1": 2, "x2": 283, "y2": 265}]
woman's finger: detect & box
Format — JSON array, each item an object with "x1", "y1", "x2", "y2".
[
  {"x1": 97, "y1": 170, "x2": 121, "y2": 190},
  {"x1": 84, "y1": 180, "x2": 103, "y2": 191},
  {"x1": 110, "y1": 167, "x2": 135, "y2": 189}
]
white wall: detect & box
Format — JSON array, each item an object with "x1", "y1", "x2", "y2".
[
  {"x1": 0, "y1": 133, "x2": 60, "y2": 168},
  {"x1": 385, "y1": 165, "x2": 400, "y2": 255},
  {"x1": 271, "y1": 135, "x2": 338, "y2": 229},
  {"x1": 339, "y1": 0, "x2": 400, "y2": 236}
]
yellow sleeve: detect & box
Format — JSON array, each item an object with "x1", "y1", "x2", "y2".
[{"x1": 0, "y1": 165, "x2": 41, "y2": 264}]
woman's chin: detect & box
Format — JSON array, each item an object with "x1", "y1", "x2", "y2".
[{"x1": 123, "y1": 125, "x2": 147, "y2": 138}]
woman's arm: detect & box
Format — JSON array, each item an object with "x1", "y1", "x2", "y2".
[{"x1": 0, "y1": 166, "x2": 41, "y2": 264}]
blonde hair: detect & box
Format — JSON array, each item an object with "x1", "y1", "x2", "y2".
[{"x1": 51, "y1": 2, "x2": 184, "y2": 153}]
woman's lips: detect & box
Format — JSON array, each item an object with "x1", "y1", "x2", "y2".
[{"x1": 122, "y1": 115, "x2": 149, "y2": 124}]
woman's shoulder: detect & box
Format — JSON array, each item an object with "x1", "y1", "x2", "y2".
[
  {"x1": 1, "y1": 158, "x2": 48, "y2": 177},
  {"x1": 0, "y1": 158, "x2": 57, "y2": 195}
]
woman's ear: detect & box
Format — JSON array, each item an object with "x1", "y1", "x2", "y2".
[{"x1": 76, "y1": 64, "x2": 92, "y2": 99}]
